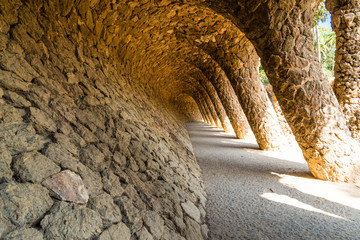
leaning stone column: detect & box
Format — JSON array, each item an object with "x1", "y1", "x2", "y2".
[
  {"x1": 201, "y1": 90, "x2": 222, "y2": 128},
  {"x1": 206, "y1": 97, "x2": 223, "y2": 128},
  {"x1": 211, "y1": 71, "x2": 251, "y2": 139},
  {"x1": 188, "y1": 81, "x2": 220, "y2": 127},
  {"x1": 221, "y1": 46, "x2": 288, "y2": 150},
  {"x1": 206, "y1": 0, "x2": 360, "y2": 183},
  {"x1": 191, "y1": 59, "x2": 251, "y2": 139},
  {"x1": 198, "y1": 88, "x2": 221, "y2": 128},
  {"x1": 198, "y1": 95, "x2": 216, "y2": 126},
  {"x1": 326, "y1": 0, "x2": 360, "y2": 143},
  {"x1": 196, "y1": 76, "x2": 233, "y2": 132},
  {"x1": 253, "y1": 4, "x2": 360, "y2": 183},
  {"x1": 194, "y1": 37, "x2": 288, "y2": 149},
  {"x1": 195, "y1": 96, "x2": 210, "y2": 124}
]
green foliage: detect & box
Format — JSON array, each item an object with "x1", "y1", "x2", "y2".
[
  {"x1": 259, "y1": 65, "x2": 270, "y2": 85},
  {"x1": 312, "y1": 1, "x2": 335, "y2": 78},
  {"x1": 314, "y1": 26, "x2": 336, "y2": 77},
  {"x1": 313, "y1": 1, "x2": 329, "y2": 27}
]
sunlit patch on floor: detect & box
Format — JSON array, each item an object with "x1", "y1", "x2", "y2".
[{"x1": 261, "y1": 192, "x2": 347, "y2": 220}]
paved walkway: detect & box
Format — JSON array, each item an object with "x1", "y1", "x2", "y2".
[{"x1": 187, "y1": 122, "x2": 360, "y2": 240}]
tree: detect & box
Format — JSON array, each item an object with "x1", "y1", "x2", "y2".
[
  {"x1": 313, "y1": 1, "x2": 329, "y2": 62},
  {"x1": 318, "y1": 26, "x2": 336, "y2": 77},
  {"x1": 313, "y1": 1, "x2": 329, "y2": 27}
]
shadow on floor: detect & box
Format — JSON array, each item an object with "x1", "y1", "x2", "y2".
[{"x1": 187, "y1": 122, "x2": 360, "y2": 240}]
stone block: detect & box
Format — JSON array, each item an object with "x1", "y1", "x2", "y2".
[
  {"x1": 0, "y1": 182, "x2": 53, "y2": 227},
  {"x1": 29, "y1": 107, "x2": 57, "y2": 132},
  {"x1": 0, "y1": 123, "x2": 43, "y2": 155},
  {"x1": 102, "y1": 169, "x2": 125, "y2": 197},
  {"x1": 98, "y1": 222, "x2": 131, "y2": 240},
  {"x1": 79, "y1": 144, "x2": 106, "y2": 171},
  {"x1": 42, "y1": 170, "x2": 89, "y2": 204},
  {"x1": 0, "y1": 149, "x2": 12, "y2": 182},
  {"x1": 89, "y1": 192, "x2": 122, "y2": 226},
  {"x1": 41, "y1": 202, "x2": 103, "y2": 240},
  {"x1": 78, "y1": 163, "x2": 103, "y2": 196},
  {"x1": 181, "y1": 200, "x2": 201, "y2": 223},
  {"x1": 3, "y1": 90, "x2": 31, "y2": 107},
  {"x1": 13, "y1": 151, "x2": 61, "y2": 183},
  {"x1": 143, "y1": 211, "x2": 164, "y2": 240},
  {"x1": 4, "y1": 228, "x2": 44, "y2": 240},
  {"x1": 44, "y1": 143, "x2": 79, "y2": 171}
]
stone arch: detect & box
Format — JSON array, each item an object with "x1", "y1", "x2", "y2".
[
  {"x1": 2, "y1": 1, "x2": 360, "y2": 239},
  {"x1": 174, "y1": 22, "x2": 288, "y2": 150},
  {"x1": 85, "y1": 1, "x2": 286, "y2": 150}
]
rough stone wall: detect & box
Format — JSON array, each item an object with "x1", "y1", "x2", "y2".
[
  {"x1": 171, "y1": 95, "x2": 203, "y2": 122},
  {"x1": 0, "y1": 1, "x2": 207, "y2": 239}
]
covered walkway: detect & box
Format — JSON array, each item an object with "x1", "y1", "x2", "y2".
[{"x1": 187, "y1": 122, "x2": 360, "y2": 240}]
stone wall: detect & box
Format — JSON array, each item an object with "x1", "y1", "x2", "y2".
[
  {"x1": 171, "y1": 96, "x2": 203, "y2": 123},
  {"x1": 0, "y1": 1, "x2": 207, "y2": 239}
]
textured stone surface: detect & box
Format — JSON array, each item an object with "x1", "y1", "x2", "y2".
[
  {"x1": 184, "y1": 217, "x2": 203, "y2": 240},
  {"x1": 207, "y1": 0, "x2": 360, "y2": 182},
  {"x1": 0, "y1": 123, "x2": 43, "y2": 155},
  {"x1": 3, "y1": 90, "x2": 31, "y2": 107},
  {"x1": 2, "y1": 0, "x2": 359, "y2": 239},
  {"x1": 89, "y1": 192, "x2": 122, "y2": 226},
  {"x1": 13, "y1": 151, "x2": 61, "y2": 183},
  {"x1": 0, "y1": 217, "x2": 15, "y2": 239},
  {"x1": 102, "y1": 170, "x2": 125, "y2": 197},
  {"x1": 4, "y1": 228, "x2": 44, "y2": 240},
  {"x1": 326, "y1": 1, "x2": 360, "y2": 143},
  {"x1": 181, "y1": 200, "x2": 201, "y2": 223},
  {"x1": 28, "y1": 107, "x2": 57, "y2": 133},
  {"x1": 44, "y1": 144, "x2": 79, "y2": 172},
  {"x1": 137, "y1": 227, "x2": 154, "y2": 240},
  {"x1": 42, "y1": 170, "x2": 89, "y2": 204},
  {"x1": 0, "y1": 149, "x2": 12, "y2": 182},
  {"x1": 115, "y1": 195, "x2": 143, "y2": 233},
  {"x1": 0, "y1": 182, "x2": 53, "y2": 227},
  {"x1": 98, "y1": 222, "x2": 131, "y2": 240},
  {"x1": 143, "y1": 211, "x2": 165, "y2": 239},
  {"x1": 41, "y1": 202, "x2": 103, "y2": 240},
  {"x1": 79, "y1": 144, "x2": 106, "y2": 171}
]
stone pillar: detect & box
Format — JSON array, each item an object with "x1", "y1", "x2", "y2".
[
  {"x1": 198, "y1": 87, "x2": 221, "y2": 128},
  {"x1": 326, "y1": 0, "x2": 360, "y2": 143},
  {"x1": 253, "y1": 3, "x2": 360, "y2": 183},
  {"x1": 195, "y1": 96, "x2": 210, "y2": 124},
  {"x1": 198, "y1": 94, "x2": 216, "y2": 126},
  {"x1": 218, "y1": 45, "x2": 288, "y2": 150},
  {"x1": 211, "y1": 71, "x2": 251, "y2": 139},
  {"x1": 202, "y1": 93, "x2": 221, "y2": 127},
  {"x1": 193, "y1": 35, "x2": 288, "y2": 149},
  {"x1": 196, "y1": 76, "x2": 233, "y2": 132},
  {"x1": 265, "y1": 85, "x2": 297, "y2": 145},
  {"x1": 186, "y1": 81, "x2": 221, "y2": 127},
  {"x1": 190, "y1": 59, "x2": 251, "y2": 139},
  {"x1": 206, "y1": 0, "x2": 360, "y2": 183}
]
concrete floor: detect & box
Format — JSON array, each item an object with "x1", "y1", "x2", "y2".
[{"x1": 187, "y1": 122, "x2": 360, "y2": 240}]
